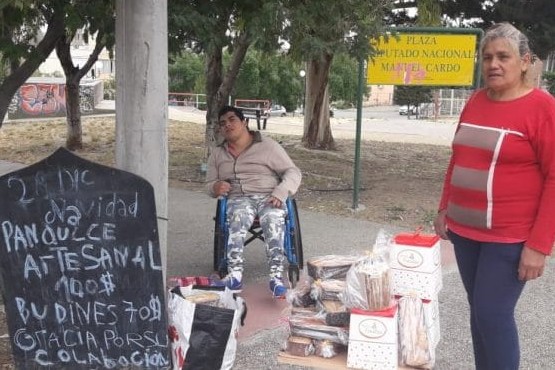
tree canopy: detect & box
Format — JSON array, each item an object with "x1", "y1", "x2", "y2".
[
  {"x1": 442, "y1": 0, "x2": 555, "y2": 59},
  {"x1": 0, "y1": 0, "x2": 66, "y2": 125},
  {"x1": 168, "y1": 0, "x2": 286, "y2": 149},
  {"x1": 284, "y1": 0, "x2": 394, "y2": 149}
]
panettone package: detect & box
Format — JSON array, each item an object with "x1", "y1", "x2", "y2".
[{"x1": 341, "y1": 230, "x2": 393, "y2": 311}]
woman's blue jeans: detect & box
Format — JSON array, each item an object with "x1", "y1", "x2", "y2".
[{"x1": 448, "y1": 230, "x2": 526, "y2": 370}]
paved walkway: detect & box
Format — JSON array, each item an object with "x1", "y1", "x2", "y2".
[
  {"x1": 97, "y1": 100, "x2": 458, "y2": 146},
  {"x1": 1, "y1": 108, "x2": 554, "y2": 369},
  {"x1": 165, "y1": 104, "x2": 458, "y2": 146}
]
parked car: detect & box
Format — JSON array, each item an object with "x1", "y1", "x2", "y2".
[
  {"x1": 398, "y1": 105, "x2": 418, "y2": 115},
  {"x1": 267, "y1": 104, "x2": 287, "y2": 117}
]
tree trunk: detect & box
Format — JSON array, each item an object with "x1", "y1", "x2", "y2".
[
  {"x1": 65, "y1": 79, "x2": 83, "y2": 150},
  {"x1": 205, "y1": 47, "x2": 225, "y2": 151},
  {"x1": 432, "y1": 90, "x2": 440, "y2": 120},
  {"x1": 0, "y1": 12, "x2": 65, "y2": 126},
  {"x1": 56, "y1": 32, "x2": 106, "y2": 150},
  {"x1": 302, "y1": 53, "x2": 335, "y2": 150},
  {"x1": 204, "y1": 32, "x2": 251, "y2": 158}
]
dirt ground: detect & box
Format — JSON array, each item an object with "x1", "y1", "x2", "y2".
[{"x1": 0, "y1": 116, "x2": 452, "y2": 366}]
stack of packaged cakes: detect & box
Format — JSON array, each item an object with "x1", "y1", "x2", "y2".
[
  {"x1": 284, "y1": 254, "x2": 358, "y2": 359},
  {"x1": 281, "y1": 229, "x2": 441, "y2": 370}
]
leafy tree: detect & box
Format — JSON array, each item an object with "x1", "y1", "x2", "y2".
[
  {"x1": 232, "y1": 50, "x2": 301, "y2": 112},
  {"x1": 394, "y1": 85, "x2": 432, "y2": 118},
  {"x1": 257, "y1": 52, "x2": 301, "y2": 112},
  {"x1": 0, "y1": 0, "x2": 115, "y2": 151},
  {"x1": 0, "y1": 1, "x2": 66, "y2": 126},
  {"x1": 543, "y1": 71, "x2": 555, "y2": 95},
  {"x1": 417, "y1": 0, "x2": 441, "y2": 27},
  {"x1": 232, "y1": 50, "x2": 262, "y2": 101},
  {"x1": 416, "y1": 0, "x2": 442, "y2": 120},
  {"x1": 168, "y1": 50, "x2": 205, "y2": 94},
  {"x1": 168, "y1": 48, "x2": 366, "y2": 113},
  {"x1": 168, "y1": 0, "x2": 285, "y2": 151},
  {"x1": 442, "y1": 0, "x2": 555, "y2": 59},
  {"x1": 329, "y1": 53, "x2": 367, "y2": 107},
  {"x1": 285, "y1": 0, "x2": 394, "y2": 149},
  {"x1": 492, "y1": 0, "x2": 555, "y2": 59},
  {"x1": 55, "y1": 0, "x2": 115, "y2": 150}
]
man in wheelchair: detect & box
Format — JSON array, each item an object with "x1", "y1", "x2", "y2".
[{"x1": 206, "y1": 106, "x2": 302, "y2": 297}]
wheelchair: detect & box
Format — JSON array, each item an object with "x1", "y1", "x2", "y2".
[{"x1": 213, "y1": 197, "x2": 304, "y2": 287}]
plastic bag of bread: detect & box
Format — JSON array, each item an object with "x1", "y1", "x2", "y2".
[
  {"x1": 340, "y1": 230, "x2": 393, "y2": 311},
  {"x1": 316, "y1": 300, "x2": 350, "y2": 327},
  {"x1": 398, "y1": 296, "x2": 435, "y2": 369},
  {"x1": 306, "y1": 255, "x2": 358, "y2": 280},
  {"x1": 288, "y1": 315, "x2": 349, "y2": 345},
  {"x1": 285, "y1": 336, "x2": 314, "y2": 357},
  {"x1": 313, "y1": 339, "x2": 346, "y2": 358},
  {"x1": 289, "y1": 306, "x2": 326, "y2": 321},
  {"x1": 286, "y1": 276, "x2": 316, "y2": 307},
  {"x1": 311, "y1": 279, "x2": 345, "y2": 301}
]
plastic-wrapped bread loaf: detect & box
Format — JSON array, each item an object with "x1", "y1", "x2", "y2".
[
  {"x1": 288, "y1": 316, "x2": 349, "y2": 345},
  {"x1": 183, "y1": 291, "x2": 220, "y2": 306},
  {"x1": 307, "y1": 255, "x2": 358, "y2": 280},
  {"x1": 311, "y1": 279, "x2": 346, "y2": 301},
  {"x1": 320, "y1": 300, "x2": 350, "y2": 327},
  {"x1": 398, "y1": 296, "x2": 435, "y2": 369},
  {"x1": 342, "y1": 253, "x2": 392, "y2": 311},
  {"x1": 286, "y1": 336, "x2": 314, "y2": 357},
  {"x1": 313, "y1": 339, "x2": 346, "y2": 358},
  {"x1": 290, "y1": 306, "x2": 322, "y2": 320},
  {"x1": 287, "y1": 277, "x2": 316, "y2": 307},
  {"x1": 361, "y1": 264, "x2": 392, "y2": 311}
]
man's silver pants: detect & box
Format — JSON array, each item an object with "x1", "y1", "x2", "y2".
[{"x1": 226, "y1": 195, "x2": 286, "y2": 279}]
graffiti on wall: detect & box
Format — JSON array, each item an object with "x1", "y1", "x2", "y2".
[
  {"x1": 79, "y1": 85, "x2": 95, "y2": 113},
  {"x1": 9, "y1": 83, "x2": 66, "y2": 117},
  {"x1": 8, "y1": 82, "x2": 98, "y2": 119}
]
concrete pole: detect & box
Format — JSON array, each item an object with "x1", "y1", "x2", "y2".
[{"x1": 115, "y1": 0, "x2": 168, "y2": 281}]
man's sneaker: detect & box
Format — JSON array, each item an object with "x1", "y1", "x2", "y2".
[
  {"x1": 269, "y1": 277, "x2": 287, "y2": 298},
  {"x1": 211, "y1": 275, "x2": 243, "y2": 292}
]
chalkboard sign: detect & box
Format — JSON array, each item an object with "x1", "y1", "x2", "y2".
[{"x1": 0, "y1": 148, "x2": 169, "y2": 369}]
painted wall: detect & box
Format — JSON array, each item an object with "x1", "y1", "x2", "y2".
[
  {"x1": 8, "y1": 78, "x2": 104, "y2": 120},
  {"x1": 365, "y1": 85, "x2": 394, "y2": 106}
]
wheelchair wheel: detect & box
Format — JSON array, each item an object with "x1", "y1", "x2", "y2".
[
  {"x1": 286, "y1": 199, "x2": 303, "y2": 288},
  {"x1": 288, "y1": 265, "x2": 300, "y2": 288},
  {"x1": 291, "y1": 199, "x2": 304, "y2": 268},
  {"x1": 213, "y1": 199, "x2": 228, "y2": 277}
]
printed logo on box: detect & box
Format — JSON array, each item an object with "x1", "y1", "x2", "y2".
[
  {"x1": 397, "y1": 250, "x2": 424, "y2": 269},
  {"x1": 359, "y1": 319, "x2": 387, "y2": 339}
]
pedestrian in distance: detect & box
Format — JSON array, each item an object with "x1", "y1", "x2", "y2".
[
  {"x1": 206, "y1": 105, "x2": 302, "y2": 298},
  {"x1": 434, "y1": 22, "x2": 555, "y2": 370}
]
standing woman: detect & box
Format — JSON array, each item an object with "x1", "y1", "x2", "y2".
[{"x1": 434, "y1": 23, "x2": 555, "y2": 370}]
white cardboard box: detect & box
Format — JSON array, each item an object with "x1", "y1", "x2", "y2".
[
  {"x1": 391, "y1": 267, "x2": 442, "y2": 300},
  {"x1": 347, "y1": 305, "x2": 398, "y2": 370},
  {"x1": 390, "y1": 232, "x2": 443, "y2": 300}
]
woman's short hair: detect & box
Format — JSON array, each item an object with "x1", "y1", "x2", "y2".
[{"x1": 480, "y1": 22, "x2": 531, "y2": 58}]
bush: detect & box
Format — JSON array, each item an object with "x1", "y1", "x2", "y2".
[
  {"x1": 543, "y1": 72, "x2": 555, "y2": 96},
  {"x1": 332, "y1": 100, "x2": 353, "y2": 109},
  {"x1": 103, "y1": 78, "x2": 116, "y2": 100}
]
